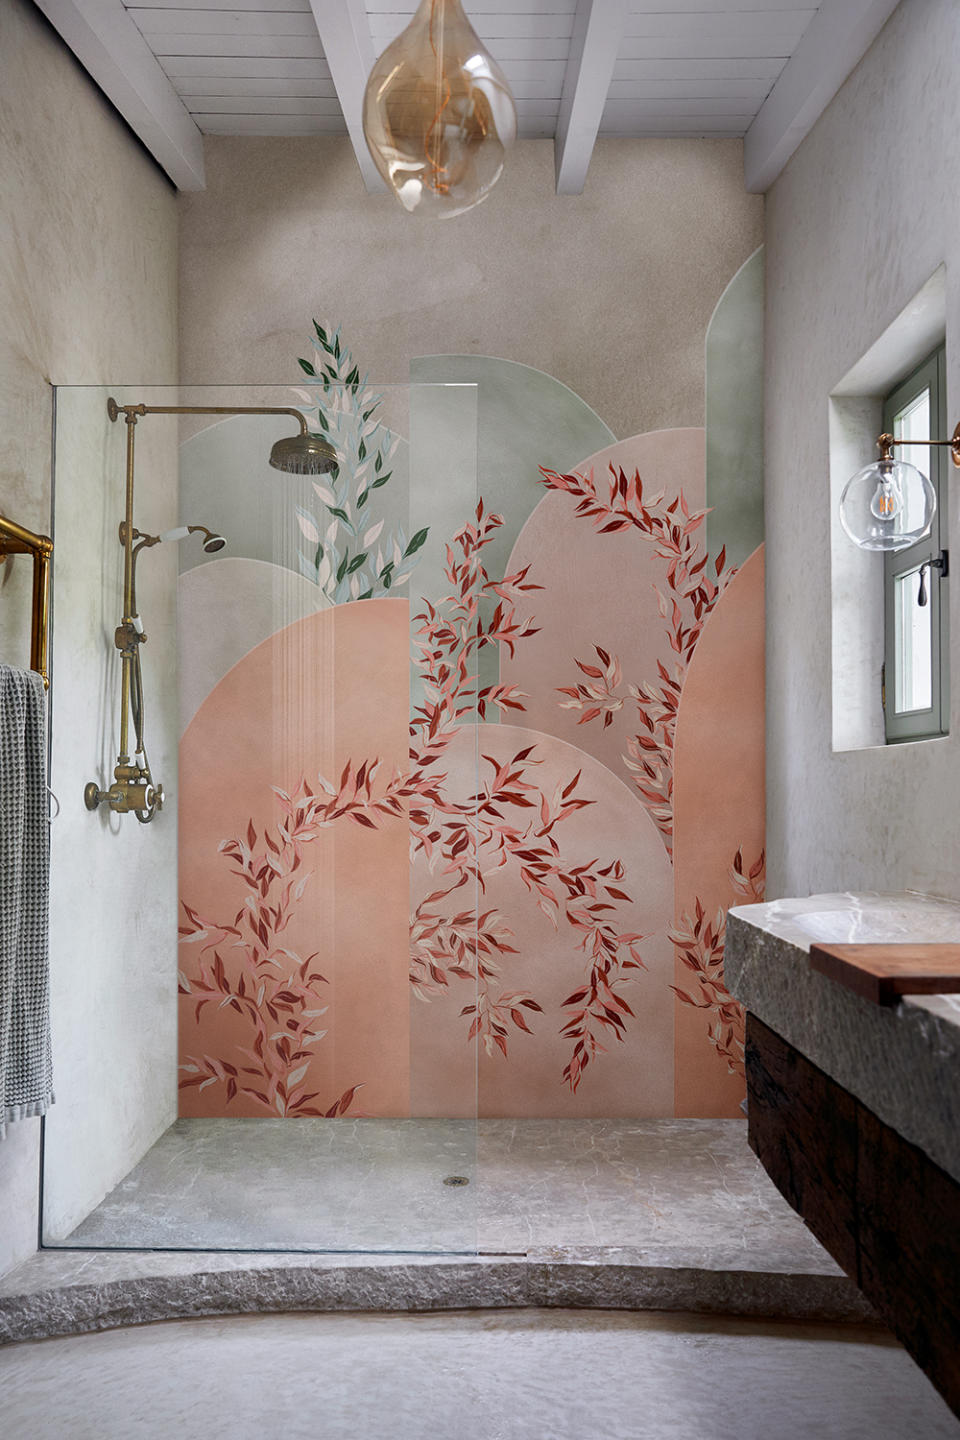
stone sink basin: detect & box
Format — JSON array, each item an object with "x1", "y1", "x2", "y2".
[
  {"x1": 791, "y1": 908, "x2": 960, "y2": 945},
  {"x1": 741, "y1": 892, "x2": 960, "y2": 950}
]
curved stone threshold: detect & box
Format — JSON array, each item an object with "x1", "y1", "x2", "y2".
[{"x1": 0, "y1": 1246, "x2": 875, "y2": 1345}]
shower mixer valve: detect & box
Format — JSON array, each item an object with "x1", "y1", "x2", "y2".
[
  {"x1": 84, "y1": 774, "x2": 164, "y2": 818},
  {"x1": 84, "y1": 610, "x2": 162, "y2": 817}
]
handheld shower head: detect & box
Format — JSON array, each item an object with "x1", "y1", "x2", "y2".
[
  {"x1": 157, "y1": 525, "x2": 227, "y2": 553},
  {"x1": 196, "y1": 528, "x2": 226, "y2": 553},
  {"x1": 269, "y1": 431, "x2": 338, "y2": 476}
]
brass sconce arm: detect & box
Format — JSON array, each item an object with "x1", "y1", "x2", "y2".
[{"x1": 876, "y1": 422, "x2": 960, "y2": 467}]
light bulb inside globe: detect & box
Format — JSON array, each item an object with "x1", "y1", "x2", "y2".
[
  {"x1": 362, "y1": 0, "x2": 518, "y2": 219},
  {"x1": 868, "y1": 472, "x2": 902, "y2": 521},
  {"x1": 839, "y1": 458, "x2": 936, "y2": 551}
]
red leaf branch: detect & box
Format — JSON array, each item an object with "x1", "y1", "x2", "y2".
[
  {"x1": 177, "y1": 764, "x2": 412, "y2": 1116},
  {"x1": 406, "y1": 504, "x2": 651, "y2": 1088},
  {"x1": 542, "y1": 464, "x2": 736, "y2": 855},
  {"x1": 668, "y1": 848, "x2": 766, "y2": 1079}
]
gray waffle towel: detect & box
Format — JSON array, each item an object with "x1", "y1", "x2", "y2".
[{"x1": 0, "y1": 663, "x2": 53, "y2": 1136}]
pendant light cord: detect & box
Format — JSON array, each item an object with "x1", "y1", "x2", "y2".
[{"x1": 427, "y1": 0, "x2": 453, "y2": 196}]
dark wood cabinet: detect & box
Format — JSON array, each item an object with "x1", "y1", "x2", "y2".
[{"x1": 746, "y1": 1014, "x2": 960, "y2": 1418}]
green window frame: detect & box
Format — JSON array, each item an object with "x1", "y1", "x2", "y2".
[{"x1": 883, "y1": 344, "x2": 949, "y2": 743}]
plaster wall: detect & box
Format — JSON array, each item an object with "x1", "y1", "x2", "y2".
[
  {"x1": 0, "y1": 0, "x2": 178, "y2": 1270},
  {"x1": 764, "y1": 0, "x2": 960, "y2": 900},
  {"x1": 179, "y1": 136, "x2": 763, "y2": 437}
]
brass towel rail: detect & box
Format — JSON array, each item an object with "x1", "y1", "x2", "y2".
[{"x1": 0, "y1": 514, "x2": 53, "y2": 687}]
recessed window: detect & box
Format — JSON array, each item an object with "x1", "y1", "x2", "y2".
[{"x1": 883, "y1": 345, "x2": 949, "y2": 742}]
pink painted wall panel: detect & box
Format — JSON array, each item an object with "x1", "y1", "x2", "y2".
[{"x1": 672, "y1": 548, "x2": 766, "y2": 1116}]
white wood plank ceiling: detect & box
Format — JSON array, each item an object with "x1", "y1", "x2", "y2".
[
  {"x1": 34, "y1": 0, "x2": 904, "y2": 193},
  {"x1": 126, "y1": 0, "x2": 817, "y2": 140}
]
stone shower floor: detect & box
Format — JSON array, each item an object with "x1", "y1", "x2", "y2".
[{"x1": 58, "y1": 1118, "x2": 832, "y2": 1268}]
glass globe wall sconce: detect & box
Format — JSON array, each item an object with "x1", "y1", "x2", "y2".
[
  {"x1": 362, "y1": 0, "x2": 517, "y2": 219},
  {"x1": 839, "y1": 422, "x2": 960, "y2": 552}
]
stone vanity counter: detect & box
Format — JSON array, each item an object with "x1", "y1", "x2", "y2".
[
  {"x1": 727, "y1": 891, "x2": 960, "y2": 1418},
  {"x1": 726, "y1": 891, "x2": 960, "y2": 1185}
]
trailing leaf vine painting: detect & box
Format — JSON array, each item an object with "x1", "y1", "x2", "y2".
[{"x1": 177, "y1": 326, "x2": 765, "y2": 1119}]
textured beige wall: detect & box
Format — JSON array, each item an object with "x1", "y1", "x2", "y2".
[
  {"x1": 179, "y1": 137, "x2": 763, "y2": 438},
  {"x1": 764, "y1": 0, "x2": 960, "y2": 900},
  {"x1": 0, "y1": 0, "x2": 178, "y2": 1273}
]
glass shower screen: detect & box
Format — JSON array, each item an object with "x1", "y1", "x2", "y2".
[{"x1": 43, "y1": 381, "x2": 480, "y2": 1253}]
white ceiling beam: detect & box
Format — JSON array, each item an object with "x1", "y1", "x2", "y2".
[
  {"x1": 555, "y1": 0, "x2": 628, "y2": 196},
  {"x1": 307, "y1": 0, "x2": 386, "y2": 193},
  {"x1": 743, "y1": 0, "x2": 902, "y2": 193},
  {"x1": 32, "y1": 0, "x2": 205, "y2": 191}
]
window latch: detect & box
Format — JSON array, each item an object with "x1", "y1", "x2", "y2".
[{"x1": 918, "y1": 549, "x2": 949, "y2": 607}]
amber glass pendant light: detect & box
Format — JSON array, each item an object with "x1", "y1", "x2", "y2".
[{"x1": 362, "y1": 0, "x2": 517, "y2": 219}]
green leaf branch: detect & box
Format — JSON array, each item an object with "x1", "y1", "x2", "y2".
[{"x1": 294, "y1": 320, "x2": 429, "y2": 604}]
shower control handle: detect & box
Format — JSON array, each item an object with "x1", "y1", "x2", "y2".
[{"x1": 83, "y1": 777, "x2": 164, "y2": 819}]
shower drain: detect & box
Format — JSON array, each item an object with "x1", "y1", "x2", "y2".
[{"x1": 442, "y1": 1175, "x2": 470, "y2": 1187}]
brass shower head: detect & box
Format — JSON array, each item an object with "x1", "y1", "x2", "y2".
[{"x1": 268, "y1": 431, "x2": 339, "y2": 476}]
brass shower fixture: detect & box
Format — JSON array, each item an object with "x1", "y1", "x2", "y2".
[
  {"x1": 104, "y1": 398, "x2": 339, "y2": 476},
  {"x1": 84, "y1": 397, "x2": 338, "y2": 823}
]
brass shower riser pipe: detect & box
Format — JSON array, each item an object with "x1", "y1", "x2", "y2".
[
  {"x1": 88, "y1": 397, "x2": 333, "y2": 822},
  {"x1": 108, "y1": 400, "x2": 308, "y2": 764}
]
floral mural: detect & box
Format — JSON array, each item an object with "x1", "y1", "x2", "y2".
[{"x1": 177, "y1": 317, "x2": 765, "y2": 1121}]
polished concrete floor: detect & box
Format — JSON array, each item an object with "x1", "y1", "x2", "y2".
[
  {"x1": 58, "y1": 1118, "x2": 830, "y2": 1264},
  {"x1": 2, "y1": 1309, "x2": 957, "y2": 1440}
]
